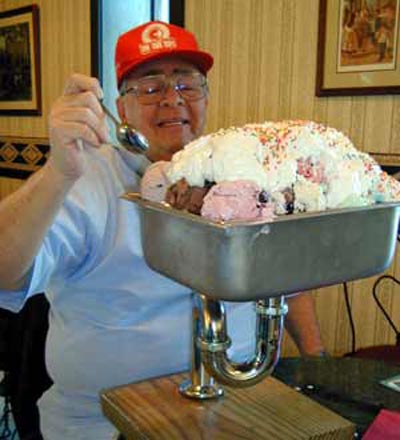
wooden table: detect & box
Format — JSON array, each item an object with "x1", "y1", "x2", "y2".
[
  {"x1": 273, "y1": 356, "x2": 400, "y2": 436},
  {"x1": 101, "y1": 373, "x2": 354, "y2": 439}
]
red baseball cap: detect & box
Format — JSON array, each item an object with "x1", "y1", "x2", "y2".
[{"x1": 115, "y1": 21, "x2": 214, "y2": 88}]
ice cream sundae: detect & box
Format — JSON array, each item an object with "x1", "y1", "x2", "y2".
[{"x1": 140, "y1": 120, "x2": 400, "y2": 222}]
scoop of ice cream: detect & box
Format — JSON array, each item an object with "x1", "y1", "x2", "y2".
[
  {"x1": 140, "y1": 161, "x2": 170, "y2": 202},
  {"x1": 165, "y1": 178, "x2": 212, "y2": 215},
  {"x1": 167, "y1": 131, "x2": 269, "y2": 189},
  {"x1": 200, "y1": 180, "x2": 275, "y2": 222},
  {"x1": 294, "y1": 178, "x2": 327, "y2": 212}
]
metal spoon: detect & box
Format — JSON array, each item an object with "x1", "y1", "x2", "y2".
[{"x1": 100, "y1": 101, "x2": 149, "y2": 154}]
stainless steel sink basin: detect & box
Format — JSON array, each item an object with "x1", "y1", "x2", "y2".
[{"x1": 122, "y1": 192, "x2": 400, "y2": 301}]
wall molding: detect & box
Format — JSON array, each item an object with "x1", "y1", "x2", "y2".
[
  {"x1": 0, "y1": 136, "x2": 49, "y2": 179},
  {"x1": 370, "y1": 152, "x2": 400, "y2": 175},
  {"x1": 370, "y1": 152, "x2": 400, "y2": 166}
]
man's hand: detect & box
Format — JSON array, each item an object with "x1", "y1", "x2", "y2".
[
  {"x1": 48, "y1": 73, "x2": 110, "y2": 181},
  {"x1": 0, "y1": 74, "x2": 111, "y2": 290}
]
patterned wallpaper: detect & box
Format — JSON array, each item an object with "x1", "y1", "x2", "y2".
[
  {"x1": 0, "y1": 137, "x2": 49, "y2": 179},
  {"x1": 0, "y1": 137, "x2": 399, "y2": 181}
]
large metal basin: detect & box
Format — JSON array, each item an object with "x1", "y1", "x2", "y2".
[{"x1": 122, "y1": 193, "x2": 400, "y2": 301}]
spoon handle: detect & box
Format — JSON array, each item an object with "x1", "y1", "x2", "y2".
[{"x1": 100, "y1": 101, "x2": 120, "y2": 127}]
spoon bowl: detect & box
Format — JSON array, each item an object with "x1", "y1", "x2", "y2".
[
  {"x1": 100, "y1": 101, "x2": 149, "y2": 154},
  {"x1": 116, "y1": 123, "x2": 149, "y2": 154}
]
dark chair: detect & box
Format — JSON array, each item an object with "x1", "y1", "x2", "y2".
[
  {"x1": 0, "y1": 307, "x2": 17, "y2": 439},
  {"x1": 343, "y1": 276, "x2": 400, "y2": 366},
  {"x1": 0, "y1": 294, "x2": 52, "y2": 440}
]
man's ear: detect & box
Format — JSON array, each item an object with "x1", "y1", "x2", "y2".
[{"x1": 116, "y1": 96, "x2": 126, "y2": 121}]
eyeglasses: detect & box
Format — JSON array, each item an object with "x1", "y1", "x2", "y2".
[{"x1": 121, "y1": 72, "x2": 208, "y2": 104}]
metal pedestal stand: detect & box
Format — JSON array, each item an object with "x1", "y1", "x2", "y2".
[{"x1": 179, "y1": 293, "x2": 225, "y2": 399}]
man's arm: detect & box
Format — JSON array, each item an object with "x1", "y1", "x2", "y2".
[
  {"x1": 0, "y1": 162, "x2": 75, "y2": 290},
  {"x1": 0, "y1": 74, "x2": 109, "y2": 291},
  {"x1": 284, "y1": 293, "x2": 325, "y2": 357}
]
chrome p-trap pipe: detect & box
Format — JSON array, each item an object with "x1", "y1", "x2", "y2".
[
  {"x1": 198, "y1": 294, "x2": 288, "y2": 387},
  {"x1": 180, "y1": 293, "x2": 288, "y2": 399}
]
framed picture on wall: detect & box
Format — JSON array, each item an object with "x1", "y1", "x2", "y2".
[
  {"x1": 316, "y1": 0, "x2": 400, "y2": 96},
  {"x1": 0, "y1": 5, "x2": 42, "y2": 115}
]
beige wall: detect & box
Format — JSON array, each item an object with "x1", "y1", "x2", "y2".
[
  {"x1": 1, "y1": 0, "x2": 399, "y2": 358},
  {"x1": 186, "y1": 0, "x2": 400, "y2": 357},
  {"x1": 186, "y1": 0, "x2": 400, "y2": 155},
  {"x1": 0, "y1": 175, "x2": 23, "y2": 198},
  {"x1": 0, "y1": 0, "x2": 91, "y2": 138}
]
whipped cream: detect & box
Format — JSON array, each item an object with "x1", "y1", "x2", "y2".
[
  {"x1": 167, "y1": 131, "x2": 269, "y2": 189},
  {"x1": 163, "y1": 120, "x2": 400, "y2": 215}
]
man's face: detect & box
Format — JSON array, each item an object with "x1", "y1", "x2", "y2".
[{"x1": 116, "y1": 57, "x2": 208, "y2": 162}]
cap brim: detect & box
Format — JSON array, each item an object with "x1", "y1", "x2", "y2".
[{"x1": 118, "y1": 49, "x2": 214, "y2": 87}]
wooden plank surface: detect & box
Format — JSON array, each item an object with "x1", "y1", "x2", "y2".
[{"x1": 101, "y1": 373, "x2": 354, "y2": 440}]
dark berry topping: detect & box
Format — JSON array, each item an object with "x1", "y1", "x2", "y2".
[
  {"x1": 204, "y1": 180, "x2": 216, "y2": 189},
  {"x1": 258, "y1": 190, "x2": 269, "y2": 203},
  {"x1": 286, "y1": 201, "x2": 294, "y2": 214}
]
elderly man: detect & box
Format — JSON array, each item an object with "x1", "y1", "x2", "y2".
[{"x1": 0, "y1": 21, "x2": 323, "y2": 439}]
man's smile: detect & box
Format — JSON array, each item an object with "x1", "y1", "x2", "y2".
[{"x1": 157, "y1": 118, "x2": 190, "y2": 127}]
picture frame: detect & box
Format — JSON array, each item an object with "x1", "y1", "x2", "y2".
[
  {"x1": 0, "y1": 5, "x2": 42, "y2": 115},
  {"x1": 316, "y1": 0, "x2": 400, "y2": 96}
]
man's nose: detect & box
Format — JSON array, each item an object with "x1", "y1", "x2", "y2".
[{"x1": 160, "y1": 82, "x2": 184, "y2": 106}]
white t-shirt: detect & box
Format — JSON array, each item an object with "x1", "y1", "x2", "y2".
[{"x1": 0, "y1": 145, "x2": 256, "y2": 439}]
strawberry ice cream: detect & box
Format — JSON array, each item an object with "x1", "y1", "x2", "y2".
[{"x1": 201, "y1": 180, "x2": 275, "y2": 221}]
